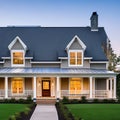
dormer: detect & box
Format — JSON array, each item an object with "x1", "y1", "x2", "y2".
[
  {"x1": 8, "y1": 36, "x2": 27, "y2": 67},
  {"x1": 66, "y1": 35, "x2": 86, "y2": 67}
]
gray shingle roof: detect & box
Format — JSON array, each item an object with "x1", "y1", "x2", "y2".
[{"x1": 0, "y1": 27, "x2": 108, "y2": 61}]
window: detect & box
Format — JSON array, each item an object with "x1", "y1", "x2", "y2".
[
  {"x1": 12, "y1": 78, "x2": 24, "y2": 94},
  {"x1": 69, "y1": 50, "x2": 83, "y2": 66},
  {"x1": 70, "y1": 78, "x2": 81, "y2": 94},
  {"x1": 11, "y1": 50, "x2": 25, "y2": 66}
]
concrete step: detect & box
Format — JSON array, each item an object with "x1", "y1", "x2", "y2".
[{"x1": 36, "y1": 99, "x2": 56, "y2": 105}]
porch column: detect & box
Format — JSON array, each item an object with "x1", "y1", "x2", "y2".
[
  {"x1": 110, "y1": 78, "x2": 113, "y2": 98},
  {"x1": 113, "y1": 76, "x2": 116, "y2": 98},
  {"x1": 90, "y1": 76, "x2": 92, "y2": 99},
  {"x1": 56, "y1": 76, "x2": 60, "y2": 99},
  {"x1": 106, "y1": 79, "x2": 109, "y2": 91},
  {"x1": 5, "y1": 76, "x2": 8, "y2": 98},
  {"x1": 33, "y1": 76, "x2": 36, "y2": 99}
]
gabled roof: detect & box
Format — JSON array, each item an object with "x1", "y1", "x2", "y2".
[
  {"x1": 66, "y1": 35, "x2": 86, "y2": 51},
  {"x1": 8, "y1": 36, "x2": 27, "y2": 51},
  {"x1": 0, "y1": 27, "x2": 108, "y2": 61}
]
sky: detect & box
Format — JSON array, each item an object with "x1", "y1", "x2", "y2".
[{"x1": 0, "y1": 0, "x2": 120, "y2": 56}]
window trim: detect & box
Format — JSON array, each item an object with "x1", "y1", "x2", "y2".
[
  {"x1": 68, "y1": 50, "x2": 83, "y2": 67},
  {"x1": 11, "y1": 50, "x2": 25, "y2": 67}
]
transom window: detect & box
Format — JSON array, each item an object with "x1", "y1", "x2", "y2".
[
  {"x1": 11, "y1": 50, "x2": 25, "y2": 67},
  {"x1": 69, "y1": 50, "x2": 83, "y2": 66}
]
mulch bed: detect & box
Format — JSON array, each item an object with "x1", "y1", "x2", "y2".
[{"x1": 17, "y1": 104, "x2": 36, "y2": 120}]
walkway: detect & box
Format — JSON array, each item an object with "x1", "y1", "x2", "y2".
[{"x1": 30, "y1": 105, "x2": 58, "y2": 120}]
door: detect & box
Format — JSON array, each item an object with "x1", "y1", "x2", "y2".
[
  {"x1": 42, "y1": 80, "x2": 50, "y2": 97},
  {"x1": 12, "y1": 78, "x2": 24, "y2": 94}
]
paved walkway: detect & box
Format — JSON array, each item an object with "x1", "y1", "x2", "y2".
[{"x1": 30, "y1": 105, "x2": 58, "y2": 120}]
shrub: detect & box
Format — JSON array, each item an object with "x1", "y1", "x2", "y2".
[
  {"x1": 4, "y1": 99, "x2": 9, "y2": 103},
  {"x1": 14, "y1": 112, "x2": 21, "y2": 119},
  {"x1": 93, "y1": 99, "x2": 99, "y2": 103},
  {"x1": 10, "y1": 98, "x2": 16, "y2": 103},
  {"x1": 70, "y1": 99, "x2": 79, "y2": 104},
  {"x1": 102, "y1": 99, "x2": 109, "y2": 103},
  {"x1": 9, "y1": 115, "x2": 16, "y2": 120},
  {"x1": 24, "y1": 107, "x2": 31, "y2": 115},
  {"x1": 18, "y1": 98, "x2": 26, "y2": 104},
  {"x1": 62, "y1": 96, "x2": 69, "y2": 104},
  {"x1": 81, "y1": 96, "x2": 87, "y2": 103},
  {"x1": 26, "y1": 95, "x2": 32, "y2": 103}
]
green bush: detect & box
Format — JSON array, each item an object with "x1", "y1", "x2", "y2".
[
  {"x1": 24, "y1": 107, "x2": 31, "y2": 115},
  {"x1": 10, "y1": 98, "x2": 16, "y2": 103},
  {"x1": 70, "y1": 99, "x2": 79, "y2": 104},
  {"x1": 62, "y1": 96, "x2": 69, "y2": 104},
  {"x1": 14, "y1": 112, "x2": 21, "y2": 119},
  {"x1": 18, "y1": 98, "x2": 26, "y2": 103},
  {"x1": 26, "y1": 95, "x2": 32, "y2": 103},
  {"x1": 81, "y1": 96, "x2": 87, "y2": 103},
  {"x1": 93, "y1": 99, "x2": 99, "y2": 103},
  {"x1": 9, "y1": 115, "x2": 16, "y2": 120}
]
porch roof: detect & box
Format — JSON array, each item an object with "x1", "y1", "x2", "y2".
[{"x1": 0, "y1": 67, "x2": 115, "y2": 76}]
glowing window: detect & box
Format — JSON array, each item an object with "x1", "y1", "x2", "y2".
[
  {"x1": 70, "y1": 51, "x2": 83, "y2": 66},
  {"x1": 70, "y1": 78, "x2": 81, "y2": 94},
  {"x1": 12, "y1": 52, "x2": 24, "y2": 65},
  {"x1": 12, "y1": 79, "x2": 24, "y2": 94}
]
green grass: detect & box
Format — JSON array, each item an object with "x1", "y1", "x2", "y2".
[
  {"x1": 0, "y1": 104, "x2": 29, "y2": 120},
  {"x1": 66, "y1": 104, "x2": 120, "y2": 120}
]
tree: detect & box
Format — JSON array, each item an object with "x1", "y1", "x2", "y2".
[{"x1": 108, "y1": 50, "x2": 117, "y2": 71}]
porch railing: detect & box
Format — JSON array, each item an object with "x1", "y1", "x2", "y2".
[
  {"x1": 60, "y1": 90, "x2": 90, "y2": 99},
  {"x1": 93, "y1": 90, "x2": 109, "y2": 98},
  {"x1": 8, "y1": 90, "x2": 33, "y2": 98},
  {"x1": 60, "y1": 90, "x2": 110, "y2": 99}
]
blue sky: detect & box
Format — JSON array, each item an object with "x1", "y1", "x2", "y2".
[{"x1": 0, "y1": 0, "x2": 120, "y2": 55}]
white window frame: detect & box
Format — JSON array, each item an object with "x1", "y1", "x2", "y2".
[
  {"x1": 11, "y1": 50, "x2": 25, "y2": 67},
  {"x1": 68, "y1": 50, "x2": 84, "y2": 67}
]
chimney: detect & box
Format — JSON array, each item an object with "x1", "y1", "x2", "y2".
[{"x1": 90, "y1": 12, "x2": 98, "y2": 31}]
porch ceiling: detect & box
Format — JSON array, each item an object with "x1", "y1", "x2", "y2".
[{"x1": 0, "y1": 67, "x2": 115, "y2": 76}]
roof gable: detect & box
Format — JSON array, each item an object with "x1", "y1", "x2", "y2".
[
  {"x1": 66, "y1": 35, "x2": 86, "y2": 51},
  {"x1": 8, "y1": 36, "x2": 27, "y2": 51}
]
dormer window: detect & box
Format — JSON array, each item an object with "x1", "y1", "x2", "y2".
[
  {"x1": 11, "y1": 50, "x2": 25, "y2": 67},
  {"x1": 69, "y1": 50, "x2": 83, "y2": 66}
]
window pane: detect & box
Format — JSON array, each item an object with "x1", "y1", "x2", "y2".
[
  {"x1": 77, "y1": 52, "x2": 82, "y2": 65},
  {"x1": 70, "y1": 52, "x2": 76, "y2": 65},
  {"x1": 13, "y1": 52, "x2": 24, "y2": 64}
]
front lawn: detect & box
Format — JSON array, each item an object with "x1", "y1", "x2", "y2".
[
  {"x1": 66, "y1": 104, "x2": 120, "y2": 120},
  {"x1": 0, "y1": 104, "x2": 29, "y2": 120}
]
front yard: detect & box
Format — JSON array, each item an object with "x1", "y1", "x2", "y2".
[
  {"x1": 0, "y1": 104, "x2": 29, "y2": 120},
  {"x1": 66, "y1": 104, "x2": 120, "y2": 120}
]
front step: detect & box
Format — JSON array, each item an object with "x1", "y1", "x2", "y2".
[{"x1": 36, "y1": 99, "x2": 56, "y2": 105}]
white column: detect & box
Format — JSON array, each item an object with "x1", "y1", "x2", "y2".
[
  {"x1": 110, "y1": 78, "x2": 113, "y2": 98},
  {"x1": 56, "y1": 76, "x2": 60, "y2": 99},
  {"x1": 106, "y1": 79, "x2": 109, "y2": 90},
  {"x1": 5, "y1": 77, "x2": 8, "y2": 98},
  {"x1": 33, "y1": 76, "x2": 36, "y2": 99},
  {"x1": 113, "y1": 76, "x2": 116, "y2": 98},
  {"x1": 90, "y1": 76, "x2": 92, "y2": 99}
]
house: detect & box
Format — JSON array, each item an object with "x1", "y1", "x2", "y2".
[{"x1": 0, "y1": 12, "x2": 116, "y2": 101}]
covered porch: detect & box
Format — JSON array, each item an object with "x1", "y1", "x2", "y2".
[{"x1": 0, "y1": 67, "x2": 117, "y2": 100}]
